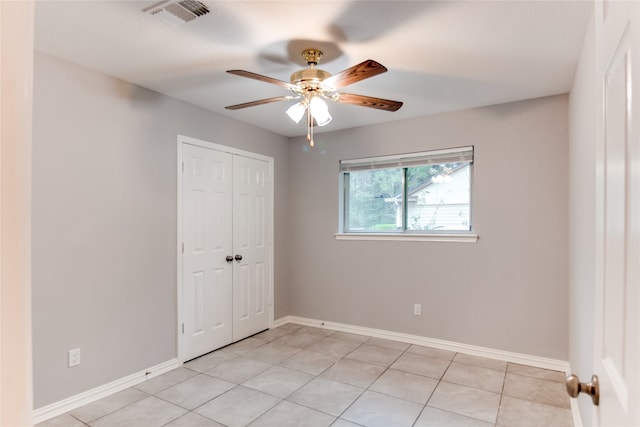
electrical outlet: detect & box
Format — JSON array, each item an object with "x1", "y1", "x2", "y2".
[
  {"x1": 414, "y1": 304, "x2": 422, "y2": 316},
  {"x1": 68, "y1": 348, "x2": 81, "y2": 367}
]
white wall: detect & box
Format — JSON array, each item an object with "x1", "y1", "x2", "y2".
[
  {"x1": 288, "y1": 95, "x2": 569, "y2": 360},
  {"x1": 568, "y1": 6, "x2": 596, "y2": 426},
  {"x1": 1, "y1": 1, "x2": 34, "y2": 424},
  {"x1": 31, "y1": 52, "x2": 290, "y2": 408}
]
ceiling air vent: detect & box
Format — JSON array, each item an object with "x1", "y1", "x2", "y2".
[{"x1": 145, "y1": 0, "x2": 210, "y2": 26}]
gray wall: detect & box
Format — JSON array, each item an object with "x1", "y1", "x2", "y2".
[
  {"x1": 568, "y1": 7, "x2": 596, "y2": 426},
  {"x1": 31, "y1": 52, "x2": 290, "y2": 408},
  {"x1": 288, "y1": 95, "x2": 569, "y2": 360}
]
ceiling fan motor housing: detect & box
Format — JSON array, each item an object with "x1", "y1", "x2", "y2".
[
  {"x1": 290, "y1": 48, "x2": 333, "y2": 91},
  {"x1": 290, "y1": 68, "x2": 332, "y2": 89}
]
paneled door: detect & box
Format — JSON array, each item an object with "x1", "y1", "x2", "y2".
[
  {"x1": 179, "y1": 138, "x2": 273, "y2": 362},
  {"x1": 593, "y1": 0, "x2": 639, "y2": 425},
  {"x1": 181, "y1": 143, "x2": 233, "y2": 361},
  {"x1": 232, "y1": 155, "x2": 271, "y2": 340}
]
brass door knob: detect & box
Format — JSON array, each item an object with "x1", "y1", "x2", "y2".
[{"x1": 566, "y1": 374, "x2": 599, "y2": 406}]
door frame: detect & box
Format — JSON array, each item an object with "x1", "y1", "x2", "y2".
[{"x1": 176, "y1": 135, "x2": 274, "y2": 363}]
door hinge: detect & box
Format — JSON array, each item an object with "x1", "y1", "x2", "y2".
[
  {"x1": 182, "y1": 243, "x2": 184, "y2": 253},
  {"x1": 182, "y1": 161, "x2": 184, "y2": 173},
  {"x1": 182, "y1": 323, "x2": 184, "y2": 334}
]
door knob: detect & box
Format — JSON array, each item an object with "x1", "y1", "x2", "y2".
[
  {"x1": 234, "y1": 254, "x2": 243, "y2": 261},
  {"x1": 566, "y1": 374, "x2": 599, "y2": 406},
  {"x1": 225, "y1": 255, "x2": 233, "y2": 263}
]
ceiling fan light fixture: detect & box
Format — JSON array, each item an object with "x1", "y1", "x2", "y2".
[
  {"x1": 314, "y1": 109, "x2": 332, "y2": 127},
  {"x1": 309, "y1": 96, "x2": 327, "y2": 115},
  {"x1": 309, "y1": 96, "x2": 332, "y2": 127},
  {"x1": 286, "y1": 101, "x2": 306, "y2": 124},
  {"x1": 316, "y1": 113, "x2": 332, "y2": 127}
]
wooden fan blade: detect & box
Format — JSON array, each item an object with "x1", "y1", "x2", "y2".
[
  {"x1": 225, "y1": 96, "x2": 295, "y2": 110},
  {"x1": 322, "y1": 60, "x2": 387, "y2": 90},
  {"x1": 336, "y1": 93, "x2": 403, "y2": 112},
  {"x1": 227, "y1": 70, "x2": 298, "y2": 91}
]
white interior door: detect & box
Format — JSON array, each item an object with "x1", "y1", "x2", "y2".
[
  {"x1": 181, "y1": 143, "x2": 233, "y2": 361},
  {"x1": 232, "y1": 155, "x2": 271, "y2": 340},
  {"x1": 594, "y1": 0, "x2": 640, "y2": 425}
]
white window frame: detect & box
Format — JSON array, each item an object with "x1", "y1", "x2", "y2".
[{"x1": 336, "y1": 146, "x2": 478, "y2": 242}]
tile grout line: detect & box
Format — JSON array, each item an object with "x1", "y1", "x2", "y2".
[
  {"x1": 282, "y1": 335, "x2": 379, "y2": 424},
  {"x1": 229, "y1": 330, "x2": 489, "y2": 426},
  {"x1": 410, "y1": 352, "x2": 456, "y2": 427},
  {"x1": 329, "y1": 341, "x2": 397, "y2": 424},
  {"x1": 164, "y1": 328, "x2": 298, "y2": 427},
  {"x1": 74, "y1": 388, "x2": 154, "y2": 426},
  {"x1": 204, "y1": 326, "x2": 343, "y2": 426},
  {"x1": 494, "y1": 363, "x2": 509, "y2": 427}
]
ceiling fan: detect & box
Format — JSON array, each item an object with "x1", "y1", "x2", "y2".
[{"x1": 225, "y1": 48, "x2": 403, "y2": 146}]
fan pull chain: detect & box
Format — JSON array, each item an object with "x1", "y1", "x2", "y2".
[{"x1": 307, "y1": 103, "x2": 314, "y2": 147}]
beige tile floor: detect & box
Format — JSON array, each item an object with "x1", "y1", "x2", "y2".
[{"x1": 38, "y1": 323, "x2": 574, "y2": 427}]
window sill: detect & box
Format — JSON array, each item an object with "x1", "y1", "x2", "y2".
[{"x1": 334, "y1": 233, "x2": 479, "y2": 243}]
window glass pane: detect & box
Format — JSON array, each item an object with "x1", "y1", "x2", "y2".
[
  {"x1": 346, "y1": 168, "x2": 403, "y2": 231},
  {"x1": 406, "y1": 162, "x2": 471, "y2": 231},
  {"x1": 340, "y1": 147, "x2": 474, "y2": 235}
]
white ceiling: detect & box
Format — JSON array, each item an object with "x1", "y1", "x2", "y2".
[{"x1": 34, "y1": 0, "x2": 591, "y2": 138}]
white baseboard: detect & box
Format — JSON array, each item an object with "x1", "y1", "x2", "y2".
[
  {"x1": 275, "y1": 315, "x2": 570, "y2": 373},
  {"x1": 32, "y1": 358, "x2": 181, "y2": 425}
]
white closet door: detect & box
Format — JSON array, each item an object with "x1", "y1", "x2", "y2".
[
  {"x1": 232, "y1": 155, "x2": 271, "y2": 340},
  {"x1": 182, "y1": 143, "x2": 233, "y2": 361}
]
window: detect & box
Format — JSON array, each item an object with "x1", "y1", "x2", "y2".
[{"x1": 339, "y1": 146, "x2": 474, "y2": 240}]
